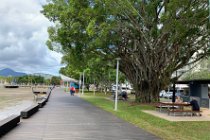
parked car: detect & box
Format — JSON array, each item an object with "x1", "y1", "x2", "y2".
[
  {"x1": 111, "y1": 85, "x2": 132, "y2": 94},
  {"x1": 121, "y1": 87, "x2": 132, "y2": 94},
  {"x1": 111, "y1": 85, "x2": 121, "y2": 94},
  {"x1": 164, "y1": 91, "x2": 173, "y2": 99},
  {"x1": 163, "y1": 90, "x2": 183, "y2": 99},
  {"x1": 159, "y1": 90, "x2": 166, "y2": 98},
  {"x1": 175, "y1": 92, "x2": 181, "y2": 97}
]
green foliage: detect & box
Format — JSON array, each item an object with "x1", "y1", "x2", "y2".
[
  {"x1": 16, "y1": 76, "x2": 29, "y2": 84},
  {"x1": 182, "y1": 57, "x2": 210, "y2": 80},
  {"x1": 42, "y1": 0, "x2": 209, "y2": 102},
  {"x1": 0, "y1": 76, "x2": 8, "y2": 82},
  {"x1": 59, "y1": 65, "x2": 80, "y2": 79},
  {"x1": 184, "y1": 70, "x2": 210, "y2": 80},
  {"x1": 182, "y1": 69, "x2": 210, "y2": 80},
  {"x1": 16, "y1": 75, "x2": 45, "y2": 84},
  {"x1": 44, "y1": 79, "x2": 51, "y2": 85},
  {"x1": 51, "y1": 76, "x2": 61, "y2": 85}
]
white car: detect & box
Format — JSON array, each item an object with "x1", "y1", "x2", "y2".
[
  {"x1": 159, "y1": 90, "x2": 166, "y2": 98},
  {"x1": 164, "y1": 92, "x2": 173, "y2": 99},
  {"x1": 111, "y1": 85, "x2": 132, "y2": 94},
  {"x1": 121, "y1": 87, "x2": 131, "y2": 94}
]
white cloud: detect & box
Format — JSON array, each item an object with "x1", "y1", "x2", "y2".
[{"x1": 0, "y1": 0, "x2": 63, "y2": 75}]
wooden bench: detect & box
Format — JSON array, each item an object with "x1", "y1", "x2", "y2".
[
  {"x1": 32, "y1": 87, "x2": 48, "y2": 101},
  {"x1": 168, "y1": 109, "x2": 202, "y2": 116},
  {"x1": 0, "y1": 115, "x2": 20, "y2": 136},
  {"x1": 45, "y1": 86, "x2": 53, "y2": 101},
  {"x1": 21, "y1": 104, "x2": 39, "y2": 119},
  {"x1": 44, "y1": 92, "x2": 51, "y2": 102},
  {"x1": 38, "y1": 98, "x2": 47, "y2": 108}
]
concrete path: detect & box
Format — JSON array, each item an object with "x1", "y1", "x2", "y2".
[{"x1": 1, "y1": 88, "x2": 160, "y2": 140}]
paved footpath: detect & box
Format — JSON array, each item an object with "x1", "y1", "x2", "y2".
[{"x1": 2, "y1": 88, "x2": 160, "y2": 140}]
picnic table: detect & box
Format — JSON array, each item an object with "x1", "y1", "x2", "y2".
[{"x1": 156, "y1": 102, "x2": 201, "y2": 116}]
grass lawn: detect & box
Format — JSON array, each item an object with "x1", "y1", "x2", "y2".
[{"x1": 81, "y1": 92, "x2": 210, "y2": 140}]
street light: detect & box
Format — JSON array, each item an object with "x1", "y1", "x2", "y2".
[
  {"x1": 208, "y1": 0, "x2": 210, "y2": 109},
  {"x1": 79, "y1": 73, "x2": 82, "y2": 94},
  {"x1": 115, "y1": 58, "x2": 121, "y2": 111},
  {"x1": 209, "y1": 0, "x2": 210, "y2": 22},
  {"x1": 82, "y1": 70, "x2": 85, "y2": 95},
  {"x1": 172, "y1": 70, "x2": 178, "y2": 103},
  {"x1": 94, "y1": 78, "x2": 96, "y2": 95}
]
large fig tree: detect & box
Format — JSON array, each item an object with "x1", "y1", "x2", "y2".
[{"x1": 42, "y1": 0, "x2": 209, "y2": 103}]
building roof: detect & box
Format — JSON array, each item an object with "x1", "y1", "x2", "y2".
[
  {"x1": 60, "y1": 74, "x2": 78, "y2": 83},
  {"x1": 177, "y1": 79, "x2": 210, "y2": 84}
]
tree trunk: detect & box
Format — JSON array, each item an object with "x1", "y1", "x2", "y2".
[
  {"x1": 133, "y1": 79, "x2": 161, "y2": 103},
  {"x1": 120, "y1": 56, "x2": 171, "y2": 103}
]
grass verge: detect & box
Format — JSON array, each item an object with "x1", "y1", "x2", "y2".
[{"x1": 81, "y1": 92, "x2": 210, "y2": 140}]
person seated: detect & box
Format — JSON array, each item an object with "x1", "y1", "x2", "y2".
[
  {"x1": 175, "y1": 96, "x2": 183, "y2": 109},
  {"x1": 190, "y1": 98, "x2": 201, "y2": 116},
  {"x1": 121, "y1": 91, "x2": 128, "y2": 101},
  {"x1": 190, "y1": 98, "x2": 200, "y2": 111},
  {"x1": 175, "y1": 96, "x2": 182, "y2": 103},
  {"x1": 113, "y1": 91, "x2": 128, "y2": 101}
]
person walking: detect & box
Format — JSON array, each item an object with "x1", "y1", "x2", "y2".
[{"x1": 70, "y1": 86, "x2": 76, "y2": 96}]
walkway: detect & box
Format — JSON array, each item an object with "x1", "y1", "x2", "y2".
[{"x1": 1, "y1": 88, "x2": 160, "y2": 140}]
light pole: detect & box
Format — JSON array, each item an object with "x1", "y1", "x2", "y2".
[
  {"x1": 115, "y1": 58, "x2": 121, "y2": 111},
  {"x1": 79, "y1": 73, "x2": 82, "y2": 94},
  {"x1": 209, "y1": 0, "x2": 210, "y2": 22},
  {"x1": 66, "y1": 81, "x2": 69, "y2": 93},
  {"x1": 82, "y1": 71, "x2": 85, "y2": 95},
  {"x1": 208, "y1": 0, "x2": 209, "y2": 109},
  {"x1": 94, "y1": 78, "x2": 96, "y2": 95}
]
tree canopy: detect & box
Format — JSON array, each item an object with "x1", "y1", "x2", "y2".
[
  {"x1": 51, "y1": 76, "x2": 61, "y2": 85},
  {"x1": 16, "y1": 75, "x2": 45, "y2": 84},
  {"x1": 42, "y1": 0, "x2": 209, "y2": 103}
]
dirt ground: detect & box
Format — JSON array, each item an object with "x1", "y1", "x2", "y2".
[
  {"x1": 0, "y1": 86, "x2": 48, "y2": 108},
  {"x1": 0, "y1": 86, "x2": 49, "y2": 121},
  {"x1": 0, "y1": 87, "x2": 35, "y2": 109},
  {"x1": 143, "y1": 108, "x2": 210, "y2": 121}
]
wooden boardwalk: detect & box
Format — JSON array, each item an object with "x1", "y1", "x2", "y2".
[{"x1": 1, "y1": 88, "x2": 160, "y2": 140}]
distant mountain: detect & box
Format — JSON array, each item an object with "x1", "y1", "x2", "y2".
[{"x1": 0, "y1": 68, "x2": 27, "y2": 77}]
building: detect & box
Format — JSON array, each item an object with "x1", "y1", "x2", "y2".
[{"x1": 177, "y1": 80, "x2": 210, "y2": 109}]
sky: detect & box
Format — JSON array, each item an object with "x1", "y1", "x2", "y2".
[{"x1": 0, "y1": 0, "x2": 63, "y2": 75}]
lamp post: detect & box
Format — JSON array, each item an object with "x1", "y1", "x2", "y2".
[
  {"x1": 82, "y1": 71, "x2": 85, "y2": 95},
  {"x1": 172, "y1": 71, "x2": 177, "y2": 103},
  {"x1": 208, "y1": 0, "x2": 210, "y2": 108},
  {"x1": 209, "y1": 0, "x2": 210, "y2": 22},
  {"x1": 115, "y1": 58, "x2": 121, "y2": 111},
  {"x1": 94, "y1": 79, "x2": 96, "y2": 95},
  {"x1": 79, "y1": 73, "x2": 82, "y2": 94},
  {"x1": 66, "y1": 81, "x2": 69, "y2": 93},
  {"x1": 208, "y1": 0, "x2": 210, "y2": 109}
]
